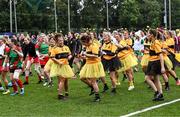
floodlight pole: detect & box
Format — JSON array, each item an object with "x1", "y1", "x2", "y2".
[
  {"x1": 68, "y1": 0, "x2": 71, "y2": 32},
  {"x1": 164, "y1": 0, "x2": 167, "y2": 29},
  {"x1": 14, "y1": 0, "x2": 17, "y2": 33},
  {"x1": 54, "y1": 0, "x2": 57, "y2": 33},
  {"x1": 106, "y1": 0, "x2": 109, "y2": 30},
  {"x1": 168, "y1": 0, "x2": 171, "y2": 30},
  {"x1": 10, "y1": 0, "x2": 13, "y2": 32}
]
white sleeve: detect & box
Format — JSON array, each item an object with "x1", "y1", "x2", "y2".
[
  {"x1": 141, "y1": 36, "x2": 147, "y2": 40},
  {"x1": 111, "y1": 36, "x2": 119, "y2": 45},
  {"x1": 36, "y1": 50, "x2": 40, "y2": 57},
  {"x1": 0, "y1": 44, "x2": 5, "y2": 55}
]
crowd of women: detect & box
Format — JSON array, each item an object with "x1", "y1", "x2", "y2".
[{"x1": 0, "y1": 28, "x2": 180, "y2": 102}]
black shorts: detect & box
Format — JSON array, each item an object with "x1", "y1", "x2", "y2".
[
  {"x1": 68, "y1": 57, "x2": 74, "y2": 68},
  {"x1": 102, "y1": 57, "x2": 121, "y2": 72},
  {"x1": 142, "y1": 66, "x2": 148, "y2": 75},
  {"x1": 10, "y1": 68, "x2": 16, "y2": 73},
  {"x1": 41, "y1": 65, "x2": 45, "y2": 68},
  {"x1": 9, "y1": 66, "x2": 22, "y2": 73},
  {"x1": 146, "y1": 60, "x2": 161, "y2": 76}
]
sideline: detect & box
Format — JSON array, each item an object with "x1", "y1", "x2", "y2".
[{"x1": 120, "y1": 98, "x2": 180, "y2": 117}]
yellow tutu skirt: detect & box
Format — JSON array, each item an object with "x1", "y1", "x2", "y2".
[
  {"x1": 50, "y1": 63, "x2": 74, "y2": 78},
  {"x1": 175, "y1": 53, "x2": 180, "y2": 62},
  {"x1": 80, "y1": 62, "x2": 105, "y2": 79},
  {"x1": 44, "y1": 59, "x2": 53, "y2": 72},
  {"x1": 132, "y1": 53, "x2": 138, "y2": 62},
  {"x1": 119, "y1": 54, "x2": 138, "y2": 72},
  {"x1": 164, "y1": 56, "x2": 173, "y2": 70},
  {"x1": 141, "y1": 54, "x2": 150, "y2": 67}
]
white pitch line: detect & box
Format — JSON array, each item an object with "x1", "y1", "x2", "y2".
[{"x1": 120, "y1": 98, "x2": 180, "y2": 117}]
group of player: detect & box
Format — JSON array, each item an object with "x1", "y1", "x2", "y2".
[{"x1": 0, "y1": 28, "x2": 179, "y2": 102}]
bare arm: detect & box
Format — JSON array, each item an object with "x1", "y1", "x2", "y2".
[
  {"x1": 85, "y1": 53, "x2": 98, "y2": 58},
  {"x1": 159, "y1": 53, "x2": 165, "y2": 73},
  {"x1": 14, "y1": 49, "x2": 23, "y2": 57}
]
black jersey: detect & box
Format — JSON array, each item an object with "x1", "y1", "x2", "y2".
[
  {"x1": 23, "y1": 42, "x2": 37, "y2": 60},
  {"x1": 67, "y1": 38, "x2": 79, "y2": 56}
]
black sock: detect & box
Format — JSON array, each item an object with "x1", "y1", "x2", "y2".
[
  {"x1": 5, "y1": 85, "x2": 9, "y2": 90},
  {"x1": 95, "y1": 93, "x2": 100, "y2": 98},
  {"x1": 89, "y1": 86, "x2": 94, "y2": 92},
  {"x1": 111, "y1": 88, "x2": 116, "y2": 93},
  {"x1": 58, "y1": 94, "x2": 64, "y2": 99},
  {"x1": 45, "y1": 78, "x2": 48, "y2": 82},
  {"x1": 0, "y1": 83, "x2": 2, "y2": 87},
  {"x1": 165, "y1": 82, "x2": 169, "y2": 87},
  {"x1": 155, "y1": 91, "x2": 159, "y2": 95},
  {"x1": 65, "y1": 92, "x2": 69, "y2": 96},
  {"x1": 175, "y1": 78, "x2": 178, "y2": 81}
]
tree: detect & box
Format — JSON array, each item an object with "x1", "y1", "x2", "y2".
[
  {"x1": 171, "y1": 0, "x2": 180, "y2": 29},
  {"x1": 79, "y1": 0, "x2": 105, "y2": 29},
  {"x1": 0, "y1": 0, "x2": 11, "y2": 32},
  {"x1": 137, "y1": 0, "x2": 162, "y2": 28},
  {"x1": 0, "y1": 0, "x2": 179, "y2": 33},
  {"x1": 117, "y1": 0, "x2": 141, "y2": 29}
]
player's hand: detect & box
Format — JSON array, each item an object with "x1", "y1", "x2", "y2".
[
  {"x1": 161, "y1": 67, "x2": 165, "y2": 74},
  {"x1": 102, "y1": 51, "x2": 107, "y2": 55}
]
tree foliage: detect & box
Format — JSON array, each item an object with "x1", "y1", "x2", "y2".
[{"x1": 0, "y1": 0, "x2": 179, "y2": 33}]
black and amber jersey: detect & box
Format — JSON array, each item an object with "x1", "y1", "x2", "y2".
[
  {"x1": 86, "y1": 43, "x2": 101, "y2": 64},
  {"x1": 161, "y1": 41, "x2": 169, "y2": 57},
  {"x1": 144, "y1": 42, "x2": 151, "y2": 54},
  {"x1": 48, "y1": 46, "x2": 55, "y2": 56},
  {"x1": 101, "y1": 41, "x2": 117, "y2": 60},
  {"x1": 166, "y1": 38, "x2": 175, "y2": 54},
  {"x1": 51, "y1": 45, "x2": 71, "y2": 65},
  {"x1": 92, "y1": 38, "x2": 101, "y2": 48},
  {"x1": 117, "y1": 39, "x2": 131, "y2": 59},
  {"x1": 125, "y1": 38, "x2": 133, "y2": 53},
  {"x1": 125, "y1": 38, "x2": 133, "y2": 47},
  {"x1": 149, "y1": 39, "x2": 162, "y2": 61}
]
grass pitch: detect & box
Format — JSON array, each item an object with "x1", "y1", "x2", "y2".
[{"x1": 0, "y1": 67, "x2": 180, "y2": 116}]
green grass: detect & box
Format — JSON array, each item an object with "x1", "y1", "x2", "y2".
[{"x1": 0, "y1": 67, "x2": 180, "y2": 117}]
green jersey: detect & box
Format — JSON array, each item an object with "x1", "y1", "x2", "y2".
[
  {"x1": 35, "y1": 43, "x2": 49, "y2": 54},
  {"x1": 9, "y1": 46, "x2": 22, "y2": 69}
]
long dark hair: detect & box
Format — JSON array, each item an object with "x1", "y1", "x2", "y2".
[
  {"x1": 80, "y1": 35, "x2": 92, "y2": 44},
  {"x1": 11, "y1": 39, "x2": 20, "y2": 46},
  {"x1": 54, "y1": 33, "x2": 64, "y2": 43},
  {"x1": 149, "y1": 29, "x2": 157, "y2": 38},
  {"x1": 157, "y1": 31, "x2": 165, "y2": 41},
  {"x1": 71, "y1": 32, "x2": 76, "y2": 39}
]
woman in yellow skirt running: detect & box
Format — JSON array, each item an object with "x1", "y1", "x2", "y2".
[
  {"x1": 146, "y1": 29, "x2": 165, "y2": 101},
  {"x1": 114, "y1": 32, "x2": 138, "y2": 91},
  {"x1": 161, "y1": 33, "x2": 180, "y2": 86},
  {"x1": 50, "y1": 33, "x2": 74, "y2": 100},
  {"x1": 79, "y1": 35, "x2": 105, "y2": 102},
  {"x1": 44, "y1": 35, "x2": 56, "y2": 87},
  {"x1": 164, "y1": 31, "x2": 180, "y2": 85}
]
